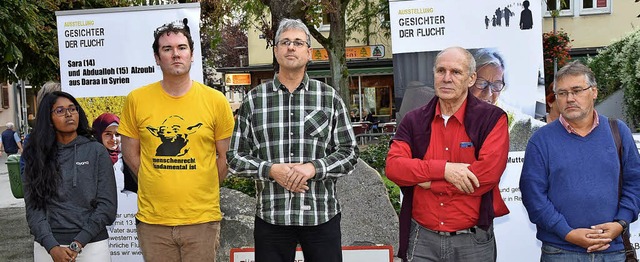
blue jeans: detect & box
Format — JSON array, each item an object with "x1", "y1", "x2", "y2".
[
  {"x1": 407, "y1": 220, "x2": 496, "y2": 262},
  {"x1": 540, "y1": 243, "x2": 626, "y2": 262}
]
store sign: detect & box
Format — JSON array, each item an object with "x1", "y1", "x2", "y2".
[
  {"x1": 230, "y1": 246, "x2": 393, "y2": 262},
  {"x1": 225, "y1": 73, "x2": 251, "y2": 86},
  {"x1": 311, "y1": 45, "x2": 385, "y2": 61}
]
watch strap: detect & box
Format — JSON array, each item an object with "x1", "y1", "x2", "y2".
[{"x1": 615, "y1": 219, "x2": 629, "y2": 231}]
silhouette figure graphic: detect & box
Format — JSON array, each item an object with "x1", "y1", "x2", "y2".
[
  {"x1": 182, "y1": 18, "x2": 191, "y2": 35},
  {"x1": 520, "y1": 0, "x2": 533, "y2": 30},
  {"x1": 504, "y1": 6, "x2": 513, "y2": 27}
]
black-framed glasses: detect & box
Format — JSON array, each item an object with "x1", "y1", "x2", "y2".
[
  {"x1": 51, "y1": 106, "x2": 78, "y2": 116},
  {"x1": 555, "y1": 86, "x2": 592, "y2": 99},
  {"x1": 277, "y1": 39, "x2": 309, "y2": 48},
  {"x1": 474, "y1": 78, "x2": 505, "y2": 92}
]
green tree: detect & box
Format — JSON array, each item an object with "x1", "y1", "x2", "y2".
[
  {"x1": 0, "y1": 0, "x2": 135, "y2": 86},
  {"x1": 0, "y1": 0, "x2": 57, "y2": 86},
  {"x1": 587, "y1": 29, "x2": 640, "y2": 130}
]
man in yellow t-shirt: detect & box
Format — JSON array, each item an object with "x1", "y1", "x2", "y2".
[{"x1": 119, "y1": 21, "x2": 234, "y2": 262}]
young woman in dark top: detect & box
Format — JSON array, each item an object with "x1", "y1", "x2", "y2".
[{"x1": 23, "y1": 91, "x2": 116, "y2": 262}]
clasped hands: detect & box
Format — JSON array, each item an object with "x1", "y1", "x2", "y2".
[
  {"x1": 565, "y1": 222, "x2": 624, "y2": 253},
  {"x1": 418, "y1": 162, "x2": 479, "y2": 194},
  {"x1": 269, "y1": 163, "x2": 315, "y2": 193},
  {"x1": 50, "y1": 245, "x2": 78, "y2": 262}
]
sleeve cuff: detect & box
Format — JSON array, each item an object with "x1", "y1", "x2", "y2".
[
  {"x1": 616, "y1": 209, "x2": 635, "y2": 225},
  {"x1": 42, "y1": 235, "x2": 60, "y2": 253},
  {"x1": 551, "y1": 219, "x2": 573, "y2": 240},
  {"x1": 259, "y1": 162, "x2": 273, "y2": 181},
  {"x1": 310, "y1": 159, "x2": 325, "y2": 180},
  {"x1": 429, "y1": 160, "x2": 447, "y2": 181},
  {"x1": 75, "y1": 230, "x2": 92, "y2": 246}
]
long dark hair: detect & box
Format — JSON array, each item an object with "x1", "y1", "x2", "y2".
[{"x1": 23, "y1": 91, "x2": 92, "y2": 209}]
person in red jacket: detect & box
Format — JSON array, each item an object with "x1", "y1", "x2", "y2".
[{"x1": 386, "y1": 46, "x2": 510, "y2": 262}]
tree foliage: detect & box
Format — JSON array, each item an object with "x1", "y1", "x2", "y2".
[
  {"x1": 201, "y1": 18, "x2": 248, "y2": 69},
  {"x1": 221, "y1": 0, "x2": 390, "y2": 103},
  {"x1": 0, "y1": 0, "x2": 135, "y2": 87},
  {"x1": 0, "y1": 0, "x2": 57, "y2": 86},
  {"x1": 587, "y1": 29, "x2": 640, "y2": 129},
  {"x1": 542, "y1": 30, "x2": 571, "y2": 86}
]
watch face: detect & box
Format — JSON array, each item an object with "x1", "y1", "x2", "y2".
[{"x1": 70, "y1": 242, "x2": 81, "y2": 252}]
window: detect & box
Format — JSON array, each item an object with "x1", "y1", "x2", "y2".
[
  {"x1": 580, "y1": 0, "x2": 611, "y2": 15},
  {"x1": 1, "y1": 84, "x2": 8, "y2": 109},
  {"x1": 544, "y1": 0, "x2": 611, "y2": 16},
  {"x1": 543, "y1": 0, "x2": 573, "y2": 17},
  {"x1": 319, "y1": 12, "x2": 331, "y2": 32}
]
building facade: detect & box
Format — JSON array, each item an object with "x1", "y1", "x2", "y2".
[
  {"x1": 219, "y1": 1, "x2": 639, "y2": 120},
  {"x1": 542, "y1": 0, "x2": 639, "y2": 56},
  {"x1": 219, "y1": 16, "x2": 395, "y2": 123}
]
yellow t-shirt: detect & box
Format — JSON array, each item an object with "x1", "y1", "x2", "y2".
[{"x1": 119, "y1": 81, "x2": 234, "y2": 225}]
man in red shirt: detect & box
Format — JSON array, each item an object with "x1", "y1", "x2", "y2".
[{"x1": 386, "y1": 46, "x2": 509, "y2": 262}]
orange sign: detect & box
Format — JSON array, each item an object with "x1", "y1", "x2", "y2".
[
  {"x1": 225, "y1": 73, "x2": 251, "y2": 86},
  {"x1": 311, "y1": 45, "x2": 385, "y2": 61}
]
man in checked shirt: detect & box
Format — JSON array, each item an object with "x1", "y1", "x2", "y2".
[{"x1": 226, "y1": 18, "x2": 359, "y2": 262}]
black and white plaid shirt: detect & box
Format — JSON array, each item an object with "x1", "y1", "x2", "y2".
[{"x1": 227, "y1": 73, "x2": 359, "y2": 226}]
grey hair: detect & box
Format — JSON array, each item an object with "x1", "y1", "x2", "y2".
[
  {"x1": 6, "y1": 122, "x2": 14, "y2": 129},
  {"x1": 275, "y1": 18, "x2": 311, "y2": 47},
  {"x1": 37, "y1": 81, "x2": 62, "y2": 106},
  {"x1": 554, "y1": 61, "x2": 597, "y2": 91},
  {"x1": 474, "y1": 48, "x2": 506, "y2": 79},
  {"x1": 434, "y1": 46, "x2": 476, "y2": 76}
]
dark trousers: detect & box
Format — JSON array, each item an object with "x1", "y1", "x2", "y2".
[{"x1": 254, "y1": 213, "x2": 342, "y2": 262}]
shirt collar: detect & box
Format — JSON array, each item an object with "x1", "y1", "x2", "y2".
[
  {"x1": 272, "y1": 72, "x2": 310, "y2": 92},
  {"x1": 435, "y1": 98, "x2": 468, "y2": 122},
  {"x1": 559, "y1": 110, "x2": 600, "y2": 135}
]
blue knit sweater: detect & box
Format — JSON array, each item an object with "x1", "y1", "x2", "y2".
[{"x1": 520, "y1": 115, "x2": 640, "y2": 253}]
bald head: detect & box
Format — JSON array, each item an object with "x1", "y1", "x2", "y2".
[
  {"x1": 432, "y1": 46, "x2": 478, "y2": 105},
  {"x1": 434, "y1": 47, "x2": 476, "y2": 77}
]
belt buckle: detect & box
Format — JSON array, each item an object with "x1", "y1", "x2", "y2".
[{"x1": 438, "y1": 231, "x2": 452, "y2": 236}]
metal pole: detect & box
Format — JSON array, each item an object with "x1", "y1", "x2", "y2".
[
  {"x1": 12, "y1": 83, "x2": 20, "y2": 130},
  {"x1": 358, "y1": 76, "x2": 363, "y2": 120},
  {"x1": 19, "y1": 79, "x2": 28, "y2": 135},
  {"x1": 7, "y1": 64, "x2": 27, "y2": 135},
  {"x1": 552, "y1": 9, "x2": 558, "y2": 85}
]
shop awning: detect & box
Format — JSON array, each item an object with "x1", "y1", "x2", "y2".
[{"x1": 307, "y1": 67, "x2": 393, "y2": 78}]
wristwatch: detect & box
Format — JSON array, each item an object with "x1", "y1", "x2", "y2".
[
  {"x1": 69, "y1": 241, "x2": 82, "y2": 253},
  {"x1": 615, "y1": 219, "x2": 629, "y2": 231}
]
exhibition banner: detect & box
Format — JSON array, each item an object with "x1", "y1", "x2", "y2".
[
  {"x1": 55, "y1": 4, "x2": 202, "y2": 261},
  {"x1": 390, "y1": 0, "x2": 545, "y2": 124},
  {"x1": 388, "y1": 1, "x2": 640, "y2": 261},
  {"x1": 56, "y1": 3, "x2": 203, "y2": 124}
]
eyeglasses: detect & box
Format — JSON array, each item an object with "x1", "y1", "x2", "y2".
[
  {"x1": 277, "y1": 39, "x2": 309, "y2": 48},
  {"x1": 51, "y1": 106, "x2": 78, "y2": 116},
  {"x1": 474, "y1": 79, "x2": 505, "y2": 92},
  {"x1": 554, "y1": 86, "x2": 592, "y2": 99},
  {"x1": 154, "y1": 22, "x2": 187, "y2": 38}
]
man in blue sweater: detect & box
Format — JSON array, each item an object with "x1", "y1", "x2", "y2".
[{"x1": 520, "y1": 61, "x2": 640, "y2": 261}]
